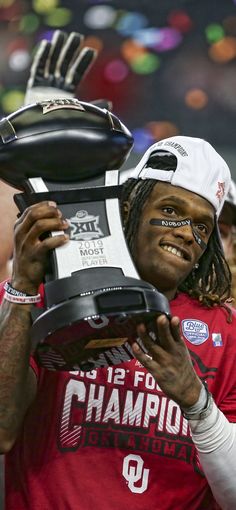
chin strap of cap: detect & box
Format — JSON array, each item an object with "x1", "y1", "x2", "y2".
[{"x1": 150, "y1": 217, "x2": 207, "y2": 251}]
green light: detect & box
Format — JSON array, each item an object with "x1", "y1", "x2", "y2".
[
  {"x1": 205, "y1": 24, "x2": 225, "y2": 44},
  {"x1": 130, "y1": 53, "x2": 161, "y2": 74},
  {"x1": 33, "y1": 0, "x2": 59, "y2": 14},
  {"x1": 1, "y1": 90, "x2": 25, "y2": 113},
  {"x1": 20, "y1": 13, "x2": 40, "y2": 34},
  {"x1": 45, "y1": 8, "x2": 72, "y2": 27}
]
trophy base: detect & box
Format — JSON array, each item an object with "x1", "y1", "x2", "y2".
[{"x1": 31, "y1": 281, "x2": 170, "y2": 371}]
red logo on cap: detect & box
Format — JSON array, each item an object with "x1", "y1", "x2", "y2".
[{"x1": 216, "y1": 182, "x2": 225, "y2": 203}]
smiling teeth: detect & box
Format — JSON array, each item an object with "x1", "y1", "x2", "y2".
[{"x1": 162, "y1": 245, "x2": 183, "y2": 258}]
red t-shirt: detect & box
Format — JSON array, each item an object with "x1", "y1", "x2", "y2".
[{"x1": 3, "y1": 287, "x2": 236, "y2": 510}]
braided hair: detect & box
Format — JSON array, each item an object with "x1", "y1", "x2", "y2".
[{"x1": 121, "y1": 155, "x2": 232, "y2": 311}]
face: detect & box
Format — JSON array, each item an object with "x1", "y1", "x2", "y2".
[{"x1": 133, "y1": 182, "x2": 215, "y2": 300}]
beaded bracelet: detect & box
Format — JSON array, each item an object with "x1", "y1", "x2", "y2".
[{"x1": 3, "y1": 281, "x2": 41, "y2": 304}]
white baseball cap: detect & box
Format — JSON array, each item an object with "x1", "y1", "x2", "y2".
[{"x1": 129, "y1": 135, "x2": 231, "y2": 218}]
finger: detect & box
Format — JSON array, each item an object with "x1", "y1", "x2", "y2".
[
  {"x1": 28, "y1": 40, "x2": 51, "y2": 85},
  {"x1": 136, "y1": 322, "x2": 162, "y2": 356},
  {"x1": 32, "y1": 229, "x2": 69, "y2": 256},
  {"x1": 155, "y1": 314, "x2": 176, "y2": 350},
  {"x1": 22, "y1": 215, "x2": 68, "y2": 245},
  {"x1": 56, "y1": 32, "x2": 84, "y2": 80},
  {"x1": 65, "y1": 46, "x2": 97, "y2": 89},
  {"x1": 15, "y1": 201, "x2": 60, "y2": 224},
  {"x1": 14, "y1": 202, "x2": 62, "y2": 235},
  {"x1": 47, "y1": 30, "x2": 67, "y2": 77},
  {"x1": 131, "y1": 340, "x2": 157, "y2": 370},
  {"x1": 169, "y1": 316, "x2": 182, "y2": 343}
]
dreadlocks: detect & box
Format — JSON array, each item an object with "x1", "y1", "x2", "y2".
[{"x1": 121, "y1": 176, "x2": 232, "y2": 311}]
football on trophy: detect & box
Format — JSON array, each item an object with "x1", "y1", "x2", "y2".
[{"x1": 0, "y1": 99, "x2": 134, "y2": 190}]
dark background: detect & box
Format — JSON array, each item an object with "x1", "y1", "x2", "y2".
[{"x1": 1, "y1": 0, "x2": 236, "y2": 173}]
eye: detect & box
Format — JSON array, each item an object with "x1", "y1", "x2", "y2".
[
  {"x1": 196, "y1": 224, "x2": 208, "y2": 235},
  {"x1": 162, "y1": 206, "x2": 176, "y2": 215}
]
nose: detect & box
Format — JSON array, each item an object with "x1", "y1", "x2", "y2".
[{"x1": 172, "y1": 224, "x2": 194, "y2": 244}]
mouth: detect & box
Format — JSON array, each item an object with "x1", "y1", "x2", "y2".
[{"x1": 160, "y1": 243, "x2": 191, "y2": 261}]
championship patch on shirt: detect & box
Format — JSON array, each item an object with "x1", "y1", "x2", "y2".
[{"x1": 181, "y1": 319, "x2": 209, "y2": 345}]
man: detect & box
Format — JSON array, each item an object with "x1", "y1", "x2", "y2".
[{"x1": 0, "y1": 133, "x2": 236, "y2": 510}]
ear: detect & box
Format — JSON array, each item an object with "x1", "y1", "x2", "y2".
[{"x1": 122, "y1": 200, "x2": 131, "y2": 226}]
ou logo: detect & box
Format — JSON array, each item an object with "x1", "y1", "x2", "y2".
[
  {"x1": 87, "y1": 315, "x2": 109, "y2": 329},
  {"x1": 122, "y1": 454, "x2": 149, "y2": 493}
]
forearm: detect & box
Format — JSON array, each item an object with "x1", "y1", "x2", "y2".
[
  {"x1": 190, "y1": 402, "x2": 236, "y2": 509},
  {"x1": 0, "y1": 298, "x2": 33, "y2": 449}
]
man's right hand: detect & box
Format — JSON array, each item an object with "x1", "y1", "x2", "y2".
[{"x1": 11, "y1": 201, "x2": 69, "y2": 295}]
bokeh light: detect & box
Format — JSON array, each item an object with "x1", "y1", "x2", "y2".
[
  {"x1": 129, "y1": 53, "x2": 160, "y2": 74},
  {"x1": 133, "y1": 28, "x2": 163, "y2": 47},
  {"x1": 185, "y1": 89, "x2": 208, "y2": 110},
  {"x1": 9, "y1": 49, "x2": 31, "y2": 71},
  {"x1": 205, "y1": 23, "x2": 225, "y2": 44},
  {"x1": 84, "y1": 5, "x2": 117, "y2": 29},
  {"x1": 121, "y1": 39, "x2": 146, "y2": 62},
  {"x1": 146, "y1": 121, "x2": 179, "y2": 140},
  {"x1": 84, "y1": 36, "x2": 103, "y2": 53},
  {"x1": 115, "y1": 11, "x2": 148, "y2": 36},
  {"x1": 33, "y1": 0, "x2": 59, "y2": 14},
  {"x1": 132, "y1": 127, "x2": 154, "y2": 153},
  {"x1": 133, "y1": 27, "x2": 182, "y2": 52},
  {"x1": 19, "y1": 13, "x2": 40, "y2": 34},
  {"x1": 168, "y1": 10, "x2": 193, "y2": 33},
  {"x1": 37, "y1": 30, "x2": 55, "y2": 42},
  {"x1": 208, "y1": 36, "x2": 236, "y2": 62},
  {"x1": 1, "y1": 90, "x2": 25, "y2": 113},
  {"x1": 153, "y1": 27, "x2": 183, "y2": 52},
  {"x1": 6, "y1": 37, "x2": 29, "y2": 55},
  {"x1": 104, "y1": 59, "x2": 129, "y2": 83},
  {"x1": 45, "y1": 8, "x2": 72, "y2": 27}
]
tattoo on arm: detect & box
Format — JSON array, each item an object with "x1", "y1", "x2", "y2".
[{"x1": 0, "y1": 301, "x2": 36, "y2": 436}]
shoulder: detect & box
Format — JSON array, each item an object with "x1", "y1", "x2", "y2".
[{"x1": 171, "y1": 292, "x2": 236, "y2": 328}]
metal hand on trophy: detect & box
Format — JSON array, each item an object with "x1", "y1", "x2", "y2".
[{"x1": 24, "y1": 29, "x2": 112, "y2": 110}]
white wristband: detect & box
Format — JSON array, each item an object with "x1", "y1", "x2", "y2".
[
  {"x1": 4, "y1": 292, "x2": 41, "y2": 304},
  {"x1": 3, "y1": 282, "x2": 41, "y2": 304}
]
